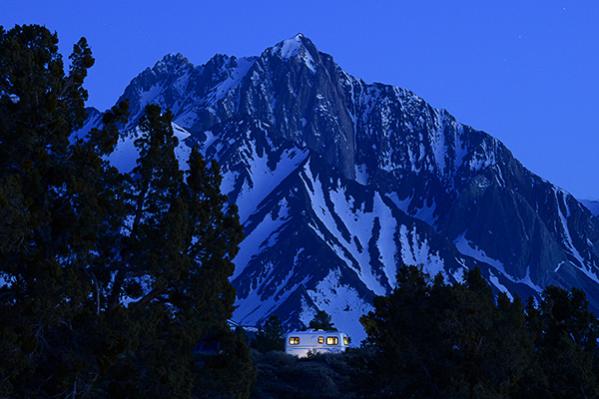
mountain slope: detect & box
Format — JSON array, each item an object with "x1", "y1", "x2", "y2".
[
  {"x1": 582, "y1": 200, "x2": 599, "y2": 217},
  {"x1": 82, "y1": 34, "x2": 599, "y2": 342}
]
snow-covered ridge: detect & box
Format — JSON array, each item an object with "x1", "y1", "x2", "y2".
[{"x1": 270, "y1": 33, "x2": 317, "y2": 72}]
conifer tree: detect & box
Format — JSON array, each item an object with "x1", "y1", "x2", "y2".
[
  {"x1": 522, "y1": 287, "x2": 599, "y2": 398},
  {"x1": 360, "y1": 266, "x2": 535, "y2": 398},
  {"x1": 0, "y1": 24, "x2": 124, "y2": 397},
  {"x1": 0, "y1": 25, "x2": 253, "y2": 398},
  {"x1": 308, "y1": 310, "x2": 336, "y2": 331},
  {"x1": 254, "y1": 315, "x2": 285, "y2": 352}
]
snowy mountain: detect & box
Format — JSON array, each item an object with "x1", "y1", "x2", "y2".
[{"x1": 82, "y1": 34, "x2": 599, "y2": 342}]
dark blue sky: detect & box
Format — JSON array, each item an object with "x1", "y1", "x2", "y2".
[{"x1": 3, "y1": 0, "x2": 598, "y2": 198}]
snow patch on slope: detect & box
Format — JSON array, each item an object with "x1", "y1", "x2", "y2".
[
  {"x1": 233, "y1": 199, "x2": 290, "y2": 279},
  {"x1": 233, "y1": 270, "x2": 309, "y2": 327},
  {"x1": 107, "y1": 123, "x2": 192, "y2": 172},
  {"x1": 454, "y1": 233, "x2": 543, "y2": 292},
  {"x1": 234, "y1": 143, "x2": 308, "y2": 222},
  {"x1": 354, "y1": 164, "x2": 369, "y2": 185},
  {"x1": 398, "y1": 225, "x2": 445, "y2": 278},
  {"x1": 301, "y1": 162, "x2": 396, "y2": 295},
  {"x1": 455, "y1": 233, "x2": 505, "y2": 272},
  {"x1": 233, "y1": 242, "x2": 310, "y2": 327},
  {"x1": 206, "y1": 57, "x2": 255, "y2": 103},
  {"x1": 488, "y1": 270, "x2": 513, "y2": 301},
  {"x1": 273, "y1": 34, "x2": 316, "y2": 72},
  {"x1": 553, "y1": 189, "x2": 599, "y2": 283},
  {"x1": 304, "y1": 268, "x2": 373, "y2": 345}
]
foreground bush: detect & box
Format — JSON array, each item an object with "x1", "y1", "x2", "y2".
[{"x1": 361, "y1": 266, "x2": 599, "y2": 399}]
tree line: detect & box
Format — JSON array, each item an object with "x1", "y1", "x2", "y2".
[{"x1": 2, "y1": 25, "x2": 599, "y2": 399}]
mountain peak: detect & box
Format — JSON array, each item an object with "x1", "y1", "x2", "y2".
[
  {"x1": 268, "y1": 33, "x2": 318, "y2": 72},
  {"x1": 276, "y1": 33, "x2": 312, "y2": 55},
  {"x1": 152, "y1": 52, "x2": 192, "y2": 74}
]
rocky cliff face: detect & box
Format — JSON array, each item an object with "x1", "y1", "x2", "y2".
[{"x1": 83, "y1": 34, "x2": 599, "y2": 342}]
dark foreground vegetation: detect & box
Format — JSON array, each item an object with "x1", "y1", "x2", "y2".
[
  {"x1": 248, "y1": 267, "x2": 599, "y2": 399},
  {"x1": 0, "y1": 25, "x2": 251, "y2": 398},
  {"x1": 1, "y1": 25, "x2": 599, "y2": 399}
]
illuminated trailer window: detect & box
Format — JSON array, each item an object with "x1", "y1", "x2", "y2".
[{"x1": 285, "y1": 330, "x2": 350, "y2": 357}]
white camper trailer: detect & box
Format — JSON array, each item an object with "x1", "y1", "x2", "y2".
[{"x1": 285, "y1": 330, "x2": 350, "y2": 357}]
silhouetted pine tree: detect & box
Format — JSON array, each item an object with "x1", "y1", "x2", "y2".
[
  {"x1": 360, "y1": 266, "x2": 535, "y2": 399},
  {"x1": 254, "y1": 315, "x2": 285, "y2": 352},
  {"x1": 0, "y1": 25, "x2": 252, "y2": 399},
  {"x1": 0, "y1": 24, "x2": 122, "y2": 397},
  {"x1": 308, "y1": 310, "x2": 336, "y2": 331},
  {"x1": 520, "y1": 287, "x2": 599, "y2": 399}
]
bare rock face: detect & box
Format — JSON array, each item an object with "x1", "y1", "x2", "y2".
[{"x1": 84, "y1": 34, "x2": 599, "y2": 342}]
